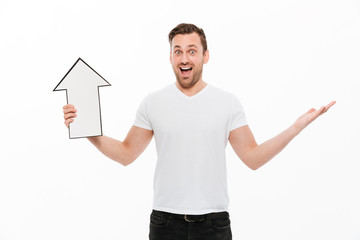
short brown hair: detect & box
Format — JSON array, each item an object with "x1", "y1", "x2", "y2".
[{"x1": 168, "y1": 23, "x2": 208, "y2": 54}]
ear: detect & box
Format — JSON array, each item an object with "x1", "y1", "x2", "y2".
[
  {"x1": 203, "y1": 50, "x2": 209, "y2": 64},
  {"x1": 169, "y1": 50, "x2": 173, "y2": 64}
]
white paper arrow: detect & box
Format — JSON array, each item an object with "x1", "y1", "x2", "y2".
[{"x1": 54, "y1": 58, "x2": 111, "y2": 139}]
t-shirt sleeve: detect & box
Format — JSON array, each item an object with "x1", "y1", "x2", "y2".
[
  {"x1": 230, "y1": 95, "x2": 248, "y2": 131},
  {"x1": 133, "y1": 95, "x2": 153, "y2": 130}
]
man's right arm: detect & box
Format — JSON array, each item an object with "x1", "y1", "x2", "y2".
[{"x1": 63, "y1": 104, "x2": 153, "y2": 166}]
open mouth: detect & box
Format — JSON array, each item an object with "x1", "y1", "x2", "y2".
[{"x1": 180, "y1": 67, "x2": 193, "y2": 75}]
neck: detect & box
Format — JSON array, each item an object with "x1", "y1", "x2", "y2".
[{"x1": 176, "y1": 80, "x2": 207, "y2": 97}]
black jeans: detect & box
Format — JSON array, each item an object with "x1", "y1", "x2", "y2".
[{"x1": 149, "y1": 210, "x2": 232, "y2": 240}]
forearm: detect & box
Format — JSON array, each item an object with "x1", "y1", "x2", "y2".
[
  {"x1": 87, "y1": 136, "x2": 133, "y2": 166},
  {"x1": 230, "y1": 101, "x2": 335, "y2": 170},
  {"x1": 244, "y1": 124, "x2": 301, "y2": 170}
]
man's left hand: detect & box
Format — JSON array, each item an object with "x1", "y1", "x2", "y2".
[{"x1": 293, "y1": 101, "x2": 336, "y2": 133}]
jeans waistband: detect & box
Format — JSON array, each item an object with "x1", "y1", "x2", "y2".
[{"x1": 152, "y1": 210, "x2": 229, "y2": 223}]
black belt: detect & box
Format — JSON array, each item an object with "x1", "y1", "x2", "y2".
[{"x1": 152, "y1": 210, "x2": 229, "y2": 223}]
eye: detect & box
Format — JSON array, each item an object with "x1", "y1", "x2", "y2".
[
  {"x1": 190, "y1": 50, "x2": 196, "y2": 54},
  {"x1": 175, "y1": 50, "x2": 181, "y2": 55}
]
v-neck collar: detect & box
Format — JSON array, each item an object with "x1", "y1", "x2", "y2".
[{"x1": 172, "y1": 82, "x2": 209, "y2": 100}]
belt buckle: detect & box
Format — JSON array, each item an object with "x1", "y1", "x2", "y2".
[
  {"x1": 184, "y1": 215, "x2": 195, "y2": 223},
  {"x1": 184, "y1": 215, "x2": 205, "y2": 223}
]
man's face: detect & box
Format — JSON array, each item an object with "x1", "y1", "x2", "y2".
[{"x1": 170, "y1": 32, "x2": 209, "y2": 89}]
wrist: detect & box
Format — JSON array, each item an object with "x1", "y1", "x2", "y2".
[{"x1": 290, "y1": 123, "x2": 302, "y2": 136}]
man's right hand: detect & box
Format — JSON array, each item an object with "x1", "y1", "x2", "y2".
[
  {"x1": 61, "y1": 104, "x2": 153, "y2": 166},
  {"x1": 63, "y1": 104, "x2": 77, "y2": 128}
]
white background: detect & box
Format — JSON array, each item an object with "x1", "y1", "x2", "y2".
[{"x1": 1, "y1": 0, "x2": 359, "y2": 239}]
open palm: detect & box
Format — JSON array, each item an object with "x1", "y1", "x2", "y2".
[{"x1": 294, "y1": 101, "x2": 336, "y2": 132}]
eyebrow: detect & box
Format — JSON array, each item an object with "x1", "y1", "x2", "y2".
[{"x1": 174, "y1": 44, "x2": 198, "y2": 49}]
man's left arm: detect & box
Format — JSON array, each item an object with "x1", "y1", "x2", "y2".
[{"x1": 228, "y1": 101, "x2": 336, "y2": 170}]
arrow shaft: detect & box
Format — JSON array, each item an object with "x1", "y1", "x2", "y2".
[{"x1": 67, "y1": 87, "x2": 102, "y2": 138}]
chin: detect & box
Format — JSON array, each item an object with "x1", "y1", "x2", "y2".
[{"x1": 178, "y1": 78, "x2": 197, "y2": 89}]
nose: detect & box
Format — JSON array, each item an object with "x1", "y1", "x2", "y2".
[{"x1": 181, "y1": 53, "x2": 189, "y2": 64}]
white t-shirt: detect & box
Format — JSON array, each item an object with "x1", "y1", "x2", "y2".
[{"x1": 133, "y1": 83, "x2": 247, "y2": 214}]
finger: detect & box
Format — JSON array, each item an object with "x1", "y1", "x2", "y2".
[
  {"x1": 63, "y1": 106, "x2": 77, "y2": 114},
  {"x1": 64, "y1": 112, "x2": 77, "y2": 120},
  {"x1": 306, "y1": 108, "x2": 316, "y2": 114},
  {"x1": 307, "y1": 107, "x2": 325, "y2": 122},
  {"x1": 319, "y1": 106, "x2": 326, "y2": 114},
  {"x1": 64, "y1": 118, "x2": 74, "y2": 128},
  {"x1": 63, "y1": 104, "x2": 74, "y2": 110},
  {"x1": 324, "y1": 101, "x2": 336, "y2": 112}
]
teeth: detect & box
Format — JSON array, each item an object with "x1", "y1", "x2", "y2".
[{"x1": 180, "y1": 67, "x2": 192, "y2": 70}]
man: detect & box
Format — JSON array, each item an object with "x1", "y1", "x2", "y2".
[{"x1": 62, "y1": 23, "x2": 335, "y2": 240}]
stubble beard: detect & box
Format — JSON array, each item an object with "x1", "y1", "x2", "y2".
[{"x1": 174, "y1": 64, "x2": 204, "y2": 89}]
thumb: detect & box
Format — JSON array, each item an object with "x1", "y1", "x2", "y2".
[{"x1": 306, "y1": 108, "x2": 316, "y2": 114}]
